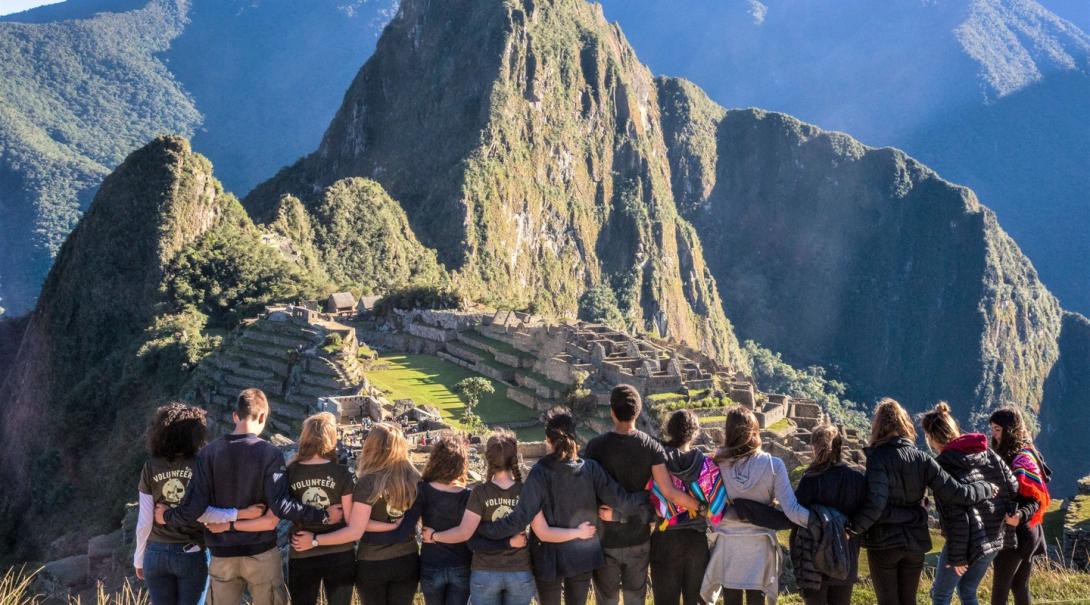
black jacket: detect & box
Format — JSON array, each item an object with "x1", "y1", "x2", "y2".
[
  {"x1": 476, "y1": 454, "x2": 651, "y2": 581},
  {"x1": 850, "y1": 438, "x2": 993, "y2": 553},
  {"x1": 934, "y1": 433, "x2": 1019, "y2": 566},
  {"x1": 791, "y1": 463, "x2": 867, "y2": 590}
]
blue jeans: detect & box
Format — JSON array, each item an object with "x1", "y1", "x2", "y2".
[
  {"x1": 144, "y1": 542, "x2": 209, "y2": 605},
  {"x1": 420, "y1": 565, "x2": 470, "y2": 605},
  {"x1": 930, "y1": 548, "x2": 998, "y2": 605},
  {"x1": 469, "y1": 569, "x2": 535, "y2": 605}
]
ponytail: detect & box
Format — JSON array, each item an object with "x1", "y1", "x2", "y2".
[
  {"x1": 807, "y1": 423, "x2": 843, "y2": 474},
  {"x1": 544, "y1": 407, "x2": 579, "y2": 461}
]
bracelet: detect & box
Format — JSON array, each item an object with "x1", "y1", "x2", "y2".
[{"x1": 229, "y1": 521, "x2": 236, "y2": 532}]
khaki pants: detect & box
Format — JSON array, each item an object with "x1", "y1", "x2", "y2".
[{"x1": 208, "y1": 547, "x2": 288, "y2": 605}]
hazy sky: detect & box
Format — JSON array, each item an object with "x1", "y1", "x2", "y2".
[{"x1": 0, "y1": 0, "x2": 62, "y2": 16}]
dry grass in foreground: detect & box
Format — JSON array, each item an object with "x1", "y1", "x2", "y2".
[{"x1": 4, "y1": 563, "x2": 1090, "y2": 605}]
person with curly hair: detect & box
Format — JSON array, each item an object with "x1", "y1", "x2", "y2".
[{"x1": 134, "y1": 402, "x2": 263, "y2": 605}]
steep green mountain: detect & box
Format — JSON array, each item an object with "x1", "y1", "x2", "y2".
[
  {"x1": 597, "y1": 0, "x2": 1090, "y2": 317},
  {"x1": 658, "y1": 77, "x2": 1090, "y2": 489},
  {"x1": 0, "y1": 137, "x2": 325, "y2": 558},
  {"x1": 0, "y1": 0, "x2": 397, "y2": 316},
  {"x1": 247, "y1": 0, "x2": 746, "y2": 368}
]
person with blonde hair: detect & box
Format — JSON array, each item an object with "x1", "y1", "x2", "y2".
[
  {"x1": 284, "y1": 413, "x2": 355, "y2": 605},
  {"x1": 920, "y1": 402, "x2": 1017, "y2": 605},
  {"x1": 849, "y1": 398, "x2": 997, "y2": 605},
  {"x1": 293, "y1": 422, "x2": 422, "y2": 605},
  {"x1": 701, "y1": 406, "x2": 811, "y2": 605}
]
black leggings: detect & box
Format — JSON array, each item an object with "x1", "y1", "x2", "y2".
[
  {"x1": 536, "y1": 571, "x2": 593, "y2": 605},
  {"x1": 866, "y1": 548, "x2": 925, "y2": 605},
  {"x1": 355, "y1": 554, "x2": 420, "y2": 605},
  {"x1": 801, "y1": 584, "x2": 853, "y2": 605},
  {"x1": 722, "y1": 589, "x2": 764, "y2": 605},
  {"x1": 991, "y1": 549, "x2": 1033, "y2": 605},
  {"x1": 289, "y1": 550, "x2": 355, "y2": 605},
  {"x1": 649, "y1": 529, "x2": 709, "y2": 605}
]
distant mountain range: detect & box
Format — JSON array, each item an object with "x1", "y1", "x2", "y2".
[
  {"x1": 0, "y1": 0, "x2": 397, "y2": 316},
  {"x1": 595, "y1": 0, "x2": 1090, "y2": 319}
]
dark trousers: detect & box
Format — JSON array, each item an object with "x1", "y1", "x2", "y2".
[
  {"x1": 419, "y1": 565, "x2": 470, "y2": 605},
  {"x1": 354, "y1": 554, "x2": 420, "y2": 605},
  {"x1": 592, "y1": 542, "x2": 651, "y2": 605},
  {"x1": 143, "y1": 542, "x2": 209, "y2": 605},
  {"x1": 867, "y1": 548, "x2": 925, "y2": 605},
  {"x1": 801, "y1": 584, "x2": 854, "y2": 605},
  {"x1": 721, "y1": 589, "x2": 764, "y2": 605},
  {"x1": 536, "y1": 571, "x2": 593, "y2": 605},
  {"x1": 649, "y1": 530, "x2": 708, "y2": 605},
  {"x1": 288, "y1": 551, "x2": 355, "y2": 605},
  {"x1": 991, "y1": 549, "x2": 1033, "y2": 605}
]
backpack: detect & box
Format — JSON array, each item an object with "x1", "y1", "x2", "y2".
[{"x1": 646, "y1": 455, "x2": 728, "y2": 531}]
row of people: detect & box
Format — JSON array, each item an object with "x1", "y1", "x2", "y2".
[{"x1": 134, "y1": 386, "x2": 1051, "y2": 605}]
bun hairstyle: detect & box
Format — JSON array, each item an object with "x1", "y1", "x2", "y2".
[
  {"x1": 293, "y1": 412, "x2": 338, "y2": 463},
  {"x1": 989, "y1": 407, "x2": 1031, "y2": 462},
  {"x1": 869, "y1": 397, "x2": 917, "y2": 446},
  {"x1": 807, "y1": 423, "x2": 843, "y2": 474},
  {"x1": 919, "y1": 401, "x2": 961, "y2": 448},
  {"x1": 714, "y1": 406, "x2": 761, "y2": 464},
  {"x1": 544, "y1": 407, "x2": 579, "y2": 461},
  {"x1": 484, "y1": 429, "x2": 523, "y2": 483},
  {"x1": 422, "y1": 433, "x2": 470, "y2": 486},
  {"x1": 664, "y1": 409, "x2": 700, "y2": 449}
]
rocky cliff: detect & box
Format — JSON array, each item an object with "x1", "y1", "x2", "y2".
[
  {"x1": 246, "y1": 0, "x2": 746, "y2": 368},
  {"x1": 1039, "y1": 313, "x2": 1090, "y2": 495},
  {"x1": 658, "y1": 77, "x2": 1086, "y2": 479}
]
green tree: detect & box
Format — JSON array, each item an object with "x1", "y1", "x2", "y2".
[
  {"x1": 454, "y1": 377, "x2": 495, "y2": 423},
  {"x1": 578, "y1": 285, "x2": 626, "y2": 328}
]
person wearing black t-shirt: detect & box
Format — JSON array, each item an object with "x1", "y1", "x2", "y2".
[{"x1": 583, "y1": 385, "x2": 701, "y2": 605}]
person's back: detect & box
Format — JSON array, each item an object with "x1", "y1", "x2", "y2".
[
  {"x1": 717, "y1": 451, "x2": 809, "y2": 528},
  {"x1": 934, "y1": 434, "x2": 1016, "y2": 563},
  {"x1": 163, "y1": 389, "x2": 329, "y2": 605},
  {"x1": 582, "y1": 429, "x2": 660, "y2": 546}
]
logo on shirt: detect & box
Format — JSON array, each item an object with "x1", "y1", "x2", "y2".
[
  {"x1": 490, "y1": 505, "x2": 513, "y2": 521},
  {"x1": 302, "y1": 487, "x2": 331, "y2": 509},
  {"x1": 162, "y1": 479, "x2": 187, "y2": 505}
]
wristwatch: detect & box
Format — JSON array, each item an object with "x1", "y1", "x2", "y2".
[
  {"x1": 311, "y1": 535, "x2": 320, "y2": 548},
  {"x1": 229, "y1": 521, "x2": 236, "y2": 532},
  {"x1": 321, "y1": 511, "x2": 332, "y2": 525}
]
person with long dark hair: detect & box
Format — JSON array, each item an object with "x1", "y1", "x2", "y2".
[
  {"x1": 920, "y1": 403, "x2": 1017, "y2": 605},
  {"x1": 790, "y1": 423, "x2": 866, "y2": 605},
  {"x1": 474, "y1": 407, "x2": 652, "y2": 605},
  {"x1": 648, "y1": 409, "x2": 710, "y2": 605},
  {"x1": 989, "y1": 407, "x2": 1051, "y2": 605},
  {"x1": 849, "y1": 398, "x2": 997, "y2": 605}
]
